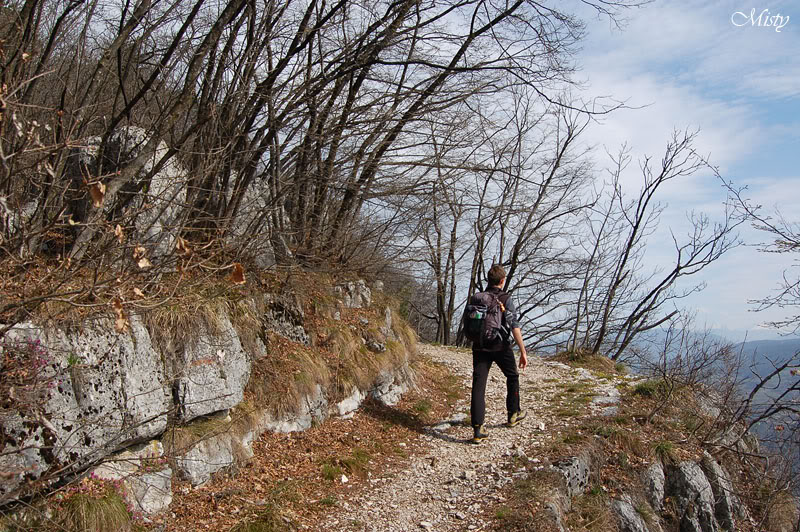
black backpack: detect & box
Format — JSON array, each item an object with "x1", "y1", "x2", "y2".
[{"x1": 463, "y1": 291, "x2": 511, "y2": 349}]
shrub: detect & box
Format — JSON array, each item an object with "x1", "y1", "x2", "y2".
[{"x1": 0, "y1": 338, "x2": 54, "y2": 413}]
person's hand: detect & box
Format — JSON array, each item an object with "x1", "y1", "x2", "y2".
[{"x1": 519, "y1": 352, "x2": 528, "y2": 371}]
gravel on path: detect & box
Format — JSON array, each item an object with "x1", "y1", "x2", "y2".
[{"x1": 316, "y1": 344, "x2": 607, "y2": 532}]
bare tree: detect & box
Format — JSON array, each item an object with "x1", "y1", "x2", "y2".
[
  {"x1": 719, "y1": 174, "x2": 800, "y2": 502},
  {"x1": 582, "y1": 131, "x2": 741, "y2": 359}
]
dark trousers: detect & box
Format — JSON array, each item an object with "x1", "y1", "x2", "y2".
[{"x1": 470, "y1": 346, "x2": 520, "y2": 427}]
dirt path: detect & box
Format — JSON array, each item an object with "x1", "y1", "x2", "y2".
[{"x1": 316, "y1": 344, "x2": 621, "y2": 532}]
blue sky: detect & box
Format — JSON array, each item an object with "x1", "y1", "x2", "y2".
[{"x1": 573, "y1": 1, "x2": 800, "y2": 339}]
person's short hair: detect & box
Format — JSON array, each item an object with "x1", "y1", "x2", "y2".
[{"x1": 487, "y1": 264, "x2": 506, "y2": 287}]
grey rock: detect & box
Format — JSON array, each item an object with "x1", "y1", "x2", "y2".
[
  {"x1": 373, "y1": 280, "x2": 384, "y2": 292},
  {"x1": 127, "y1": 468, "x2": 173, "y2": 516},
  {"x1": 67, "y1": 127, "x2": 185, "y2": 258},
  {"x1": 666, "y1": 461, "x2": 718, "y2": 532},
  {"x1": 226, "y1": 176, "x2": 277, "y2": 269},
  {"x1": 738, "y1": 431, "x2": 760, "y2": 456},
  {"x1": 335, "y1": 280, "x2": 371, "y2": 308},
  {"x1": 611, "y1": 495, "x2": 651, "y2": 532},
  {"x1": 263, "y1": 294, "x2": 310, "y2": 345},
  {"x1": 448, "y1": 413, "x2": 468, "y2": 425},
  {"x1": 0, "y1": 319, "x2": 169, "y2": 502},
  {"x1": 550, "y1": 453, "x2": 591, "y2": 498},
  {"x1": 370, "y1": 364, "x2": 414, "y2": 406},
  {"x1": 543, "y1": 491, "x2": 571, "y2": 532},
  {"x1": 92, "y1": 440, "x2": 164, "y2": 479},
  {"x1": 174, "y1": 315, "x2": 251, "y2": 422},
  {"x1": 381, "y1": 307, "x2": 394, "y2": 338},
  {"x1": 259, "y1": 385, "x2": 328, "y2": 433},
  {"x1": 591, "y1": 387, "x2": 620, "y2": 406},
  {"x1": 642, "y1": 462, "x2": 665, "y2": 510},
  {"x1": 92, "y1": 441, "x2": 171, "y2": 516},
  {"x1": 694, "y1": 392, "x2": 721, "y2": 419},
  {"x1": 175, "y1": 431, "x2": 236, "y2": 486},
  {"x1": 3, "y1": 199, "x2": 38, "y2": 247},
  {"x1": 336, "y1": 387, "x2": 367, "y2": 417},
  {"x1": 365, "y1": 338, "x2": 386, "y2": 353},
  {"x1": 700, "y1": 451, "x2": 748, "y2": 530}
]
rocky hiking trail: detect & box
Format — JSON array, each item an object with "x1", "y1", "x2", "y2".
[{"x1": 312, "y1": 344, "x2": 627, "y2": 532}]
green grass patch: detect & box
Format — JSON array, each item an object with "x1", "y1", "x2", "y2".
[
  {"x1": 653, "y1": 440, "x2": 675, "y2": 462},
  {"x1": 319, "y1": 496, "x2": 337, "y2": 507},
  {"x1": 633, "y1": 379, "x2": 668, "y2": 398},
  {"x1": 554, "y1": 407, "x2": 581, "y2": 418},
  {"x1": 413, "y1": 398, "x2": 432, "y2": 415},
  {"x1": 495, "y1": 506, "x2": 512, "y2": 519},
  {"x1": 341, "y1": 447, "x2": 371, "y2": 478},
  {"x1": 321, "y1": 462, "x2": 343, "y2": 481},
  {"x1": 562, "y1": 433, "x2": 585, "y2": 444},
  {"x1": 230, "y1": 503, "x2": 284, "y2": 532},
  {"x1": 553, "y1": 350, "x2": 620, "y2": 374}
]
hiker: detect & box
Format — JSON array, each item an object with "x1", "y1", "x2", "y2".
[{"x1": 463, "y1": 264, "x2": 528, "y2": 444}]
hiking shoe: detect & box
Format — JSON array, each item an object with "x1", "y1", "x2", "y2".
[
  {"x1": 472, "y1": 425, "x2": 489, "y2": 444},
  {"x1": 507, "y1": 410, "x2": 527, "y2": 427}
]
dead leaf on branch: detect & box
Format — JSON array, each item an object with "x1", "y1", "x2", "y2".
[
  {"x1": 230, "y1": 263, "x2": 246, "y2": 285},
  {"x1": 88, "y1": 181, "x2": 106, "y2": 208},
  {"x1": 176, "y1": 236, "x2": 192, "y2": 256},
  {"x1": 111, "y1": 297, "x2": 128, "y2": 332},
  {"x1": 133, "y1": 245, "x2": 152, "y2": 269}
]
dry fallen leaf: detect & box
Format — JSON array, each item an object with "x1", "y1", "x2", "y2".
[
  {"x1": 137, "y1": 256, "x2": 153, "y2": 269},
  {"x1": 176, "y1": 236, "x2": 192, "y2": 256},
  {"x1": 230, "y1": 263, "x2": 245, "y2": 285},
  {"x1": 88, "y1": 181, "x2": 106, "y2": 208},
  {"x1": 115, "y1": 224, "x2": 124, "y2": 244},
  {"x1": 133, "y1": 288, "x2": 145, "y2": 298}
]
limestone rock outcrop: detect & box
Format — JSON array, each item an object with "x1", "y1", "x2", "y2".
[{"x1": 1, "y1": 279, "x2": 414, "y2": 514}]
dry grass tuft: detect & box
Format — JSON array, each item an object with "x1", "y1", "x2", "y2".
[
  {"x1": 246, "y1": 337, "x2": 332, "y2": 418},
  {"x1": 56, "y1": 490, "x2": 131, "y2": 532},
  {"x1": 142, "y1": 288, "x2": 229, "y2": 355},
  {"x1": 493, "y1": 469, "x2": 565, "y2": 531},
  {"x1": 564, "y1": 485, "x2": 616, "y2": 531},
  {"x1": 162, "y1": 411, "x2": 234, "y2": 454},
  {"x1": 229, "y1": 482, "x2": 300, "y2": 532},
  {"x1": 550, "y1": 349, "x2": 620, "y2": 375}
]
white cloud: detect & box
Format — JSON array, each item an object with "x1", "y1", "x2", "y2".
[{"x1": 566, "y1": 0, "x2": 800, "y2": 331}]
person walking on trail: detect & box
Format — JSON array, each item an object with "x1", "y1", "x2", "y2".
[{"x1": 464, "y1": 264, "x2": 528, "y2": 444}]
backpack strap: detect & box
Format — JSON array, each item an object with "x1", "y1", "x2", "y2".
[{"x1": 495, "y1": 292, "x2": 511, "y2": 341}]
